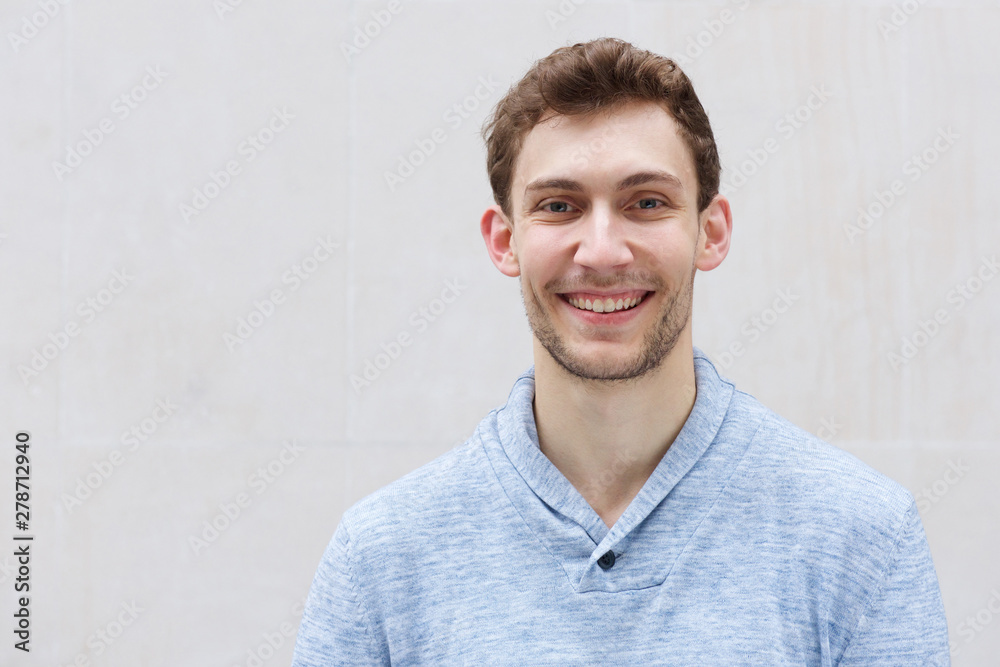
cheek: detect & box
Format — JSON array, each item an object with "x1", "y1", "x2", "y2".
[
  {"x1": 640, "y1": 236, "x2": 696, "y2": 269},
  {"x1": 517, "y1": 233, "x2": 567, "y2": 274},
  {"x1": 524, "y1": 226, "x2": 569, "y2": 255},
  {"x1": 641, "y1": 247, "x2": 698, "y2": 291}
]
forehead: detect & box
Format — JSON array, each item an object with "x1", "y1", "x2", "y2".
[{"x1": 511, "y1": 101, "x2": 697, "y2": 203}]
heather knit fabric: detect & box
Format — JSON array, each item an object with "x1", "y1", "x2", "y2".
[{"x1": 292, "y1": 348, "x2": 950, "y2": 666}]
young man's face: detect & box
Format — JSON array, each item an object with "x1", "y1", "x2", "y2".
[{"x1": 489, "y1": 100, "x2": 727, "y2": 382}]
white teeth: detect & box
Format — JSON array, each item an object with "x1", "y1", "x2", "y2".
[{"x1": 567, "y1": 294, "x2": 644, "y2": 313}]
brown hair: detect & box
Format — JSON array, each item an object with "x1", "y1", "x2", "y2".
[{"x1": 481, "y1": 37, "x2": 721, "y2": 220}]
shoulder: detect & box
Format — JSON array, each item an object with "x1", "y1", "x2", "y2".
[
  {"x1": 336, "y1": 427, "x2": 493, "y2": 556},
  {"x1": 724, "y1": 386, "x2": 916, "y2": 547}
]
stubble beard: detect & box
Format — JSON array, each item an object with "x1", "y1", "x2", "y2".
[{"x1": 522, "y1": 263, "x2": 696, "y2": 384}]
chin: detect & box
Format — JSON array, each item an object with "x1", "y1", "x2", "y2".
[{"x1": 550, "y1": 348, "x2": 664, "y2": 383}]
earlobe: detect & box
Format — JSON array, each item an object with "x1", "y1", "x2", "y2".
[
  {"x1": 480, "y1": 205, "x2": 521, "y2": 277},
  {"x1": 695, "y1": 194, "x2": 732, "y2": 272}
]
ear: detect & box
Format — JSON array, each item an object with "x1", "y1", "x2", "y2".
[
  {"x1": 695, "y1": 193, "x2": 732, "y2": 271},
  {"x1": 480, "y1": 204, "x2": 520, "y2": 277}
]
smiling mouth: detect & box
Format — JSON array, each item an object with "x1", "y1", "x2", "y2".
[{"x1": 559, "y1": 291, "x2": 651, "y2": 313}]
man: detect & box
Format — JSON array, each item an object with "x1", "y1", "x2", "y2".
[{"x1": 292, "y1": 37, "x2": 950, "y2": 665}]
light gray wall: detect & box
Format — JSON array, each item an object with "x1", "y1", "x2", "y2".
[{"x1": 1, "y1": 0, "x2": 997, "y2": 664}]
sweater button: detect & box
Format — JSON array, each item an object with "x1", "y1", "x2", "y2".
[{"x1": 597, "y1": 550, "x2": 616, "y2": 570}]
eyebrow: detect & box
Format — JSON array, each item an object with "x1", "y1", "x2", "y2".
[{"x1": 523, "y1": 169, "x2": 684, "y2": 198}]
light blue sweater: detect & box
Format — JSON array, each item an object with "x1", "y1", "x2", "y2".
[{"x1": 292, "y1": 349, "x2": 950, "y2": 665}]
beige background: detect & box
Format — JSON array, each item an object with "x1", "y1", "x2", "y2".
[{"x1": 1, "y1": 0, "x2": 997, "y2": 665}]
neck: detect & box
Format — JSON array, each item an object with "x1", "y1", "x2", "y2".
[{"x1": 531, "y1": 336, "x2": 697, "y2": 528}]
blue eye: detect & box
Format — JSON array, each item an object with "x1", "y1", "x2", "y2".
[
  {"x1": 636, "y1": 198, "x2": 661, "y2": 209},
  {"x1": 543, "y1": 201, "x2": 572, "y2": 213}
]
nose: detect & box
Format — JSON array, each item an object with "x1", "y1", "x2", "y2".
[{"x1": 572, "y1": 203, "x2": 634, "y2": 271}]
